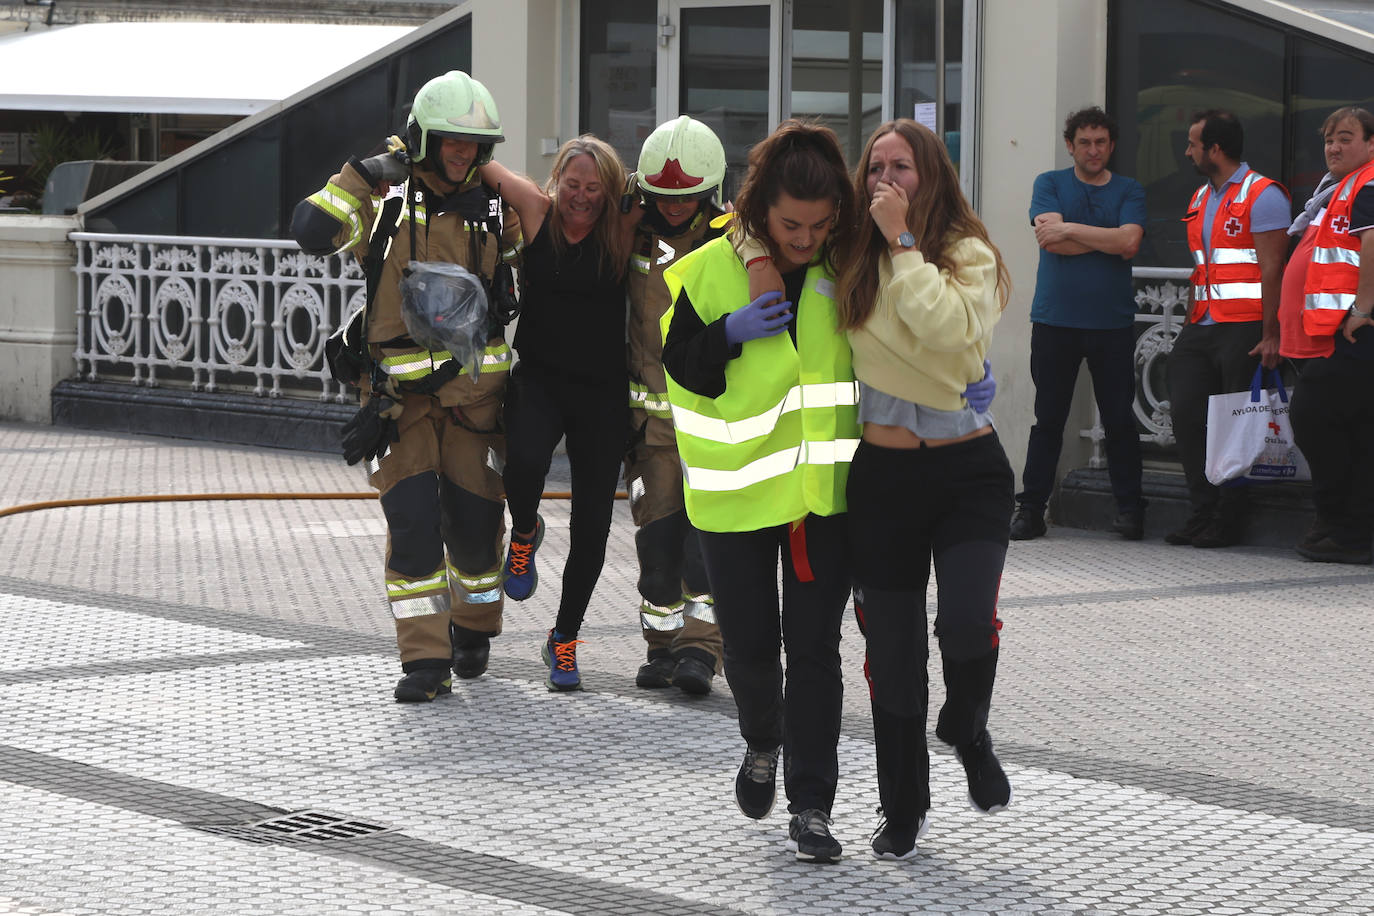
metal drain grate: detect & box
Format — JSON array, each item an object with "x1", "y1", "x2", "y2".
[{"x1": 194, "y1": 809, "x2": 394, "y2": 846}]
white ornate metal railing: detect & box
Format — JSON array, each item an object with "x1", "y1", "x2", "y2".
[
  {"x1": 1079, "y1": 266, "x2": 1192, "y2": 465},
  {"x1": 70, "y1": 232, "x2": 366, "y2": 403}
]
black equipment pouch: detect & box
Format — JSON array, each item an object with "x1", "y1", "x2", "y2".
[{"x1": 325, "y1": 193, "x2": 407, "y2": 385}]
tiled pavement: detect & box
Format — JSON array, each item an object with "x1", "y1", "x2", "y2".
[{"x1": 0, "y1": 420, "x2": 1370, "y2": 915}]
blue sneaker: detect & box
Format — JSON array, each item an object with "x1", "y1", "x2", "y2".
[
  {"x1": 542, "y1": 629, "x2": 584, "y2": 691},
  {"x1": 503, "y1": 515, "x2": 544, "y2": 601}
]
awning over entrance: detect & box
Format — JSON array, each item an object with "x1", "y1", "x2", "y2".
[{"x1": 0, "y1": 21, "x2": 415, "y2": 115}]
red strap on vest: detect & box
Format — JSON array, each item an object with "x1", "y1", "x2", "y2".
[{"x1": 788, "y1": 518, "x2": 816, "y2": 582}]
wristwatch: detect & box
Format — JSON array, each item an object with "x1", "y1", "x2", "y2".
[
  {"x1": 1349, "y1": 305, "x2": 1372, "y2": 321},
  {"x1": 894, "y1": 231, "x2": 916, "y2": 250}
]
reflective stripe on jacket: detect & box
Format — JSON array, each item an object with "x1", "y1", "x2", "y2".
[
  {"x1": 626, "y1": 208, "x2": 719, "y2": 421},
  {"x1": 1303, "y1": 160, "x2": 1374, "y2": 337},
  {"x1": 1182, "y1": 169, "x2": 1282, "y2": 323},
  {"x1": 661, "y1": 236, "x2": 857, "y2": 533}
]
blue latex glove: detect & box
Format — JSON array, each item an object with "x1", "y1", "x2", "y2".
[
  {"x1": 963, "y1": 359, "x2": 996, "y2": 413},
  {"x1": 725, "y1": 290, "x2": 792, "y2": 346}
]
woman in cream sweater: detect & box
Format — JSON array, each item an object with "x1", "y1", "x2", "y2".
[{"x1": 835, "y1": 119, "x2": 1015, "y2": 861}]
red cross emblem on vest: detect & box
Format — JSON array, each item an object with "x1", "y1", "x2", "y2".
[
  {"x1": 1268, "y1": 420, "x2": 1281, "y2": 436},
  {"x1": 1330, "y1": 214, "x2": 1350, "y2": 235},
  {"x1": 1224, "y1": 216, "x2": 1243, "y2": 237}
]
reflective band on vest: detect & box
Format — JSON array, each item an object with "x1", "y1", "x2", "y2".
[
  {"x1": 1304, "y1": 161, "x2": 1374, "y2": 337},
  {"x1": 661, "y1": 236, "x2": 856, "y2": 532},
  {"x1": 1183, "y1": 169, "x2": 1284, "y2": 323},
  {"x1": 669, "y1": 381, "x2": 859, "y2": 444}
]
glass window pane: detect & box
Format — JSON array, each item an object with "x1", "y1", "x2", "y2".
[
  {"x1": 943, "y1": 0, "x2": 963, "y2": 167},
  {"x1": 1290, "y1": 38, "x2": 1374, "y2": 210},
  {"x1": 580, "y1": 0, "x2": 657, "y2": 169},
  {"x1": 789, "y1": 0, "x2": 884, "y2": 167},
  {"x1": 895, "y1": 0, "x2": 962, "y2": 163},
  {"x1": 1109, "y1": 0, "x2": 1284, "y2": 267},
  {"x1": 680, "y1": 5, "x2": 771, "y2": 202}
]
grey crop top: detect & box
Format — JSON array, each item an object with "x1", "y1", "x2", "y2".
[{"x1": 857, "y1": 381, "x2": 994, "y2": 439}]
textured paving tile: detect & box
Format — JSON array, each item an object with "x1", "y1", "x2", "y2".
[{"x1": 1, "y1": 421, "x2": 1372, "y2": 914}]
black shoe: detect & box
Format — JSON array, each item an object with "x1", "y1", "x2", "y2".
[
  {"x1": 1191, "y1": 516, "x2": 1243, "y2": 549},
  {"x1": 1164, "y1": 512, "x2": 1211, "y2": 545},
  {"x1": 787, "y1": 808, "x2": 842, "y2": 863},
  {"x1": 1009, "y1": 508, "x2": 1047, "y2": 540},
  {"x1": 451, "y1": 636, "x2": 490, "y2": 680},
  {"x1": 635, "y1": 652, "x2": 675, "y2": 689},
  {"x1": 870, "y1": 812, "x2": 929, "y2": 861},
  {"x1": 393, "y1": 666, "x2": 452, "y2": 702},
  {"x1": 1297, "y1": 520, "x2": 1335, "y2": 551},
  {"x1": 734, "y1": 745, "x2": 779, "y2": 819},
  {"x1": 956, "y1": 730, "x2": 1011, "y2": 813},
  {"x1": 672, "y1": 654, "x2": 715, "y2": 696},
  {"x1": 1112, "y1": 508, "x2": 1145, "y2": 541},
  {"x1": 1296, "y1": 536, "x2": 1373, "y2": 565}
]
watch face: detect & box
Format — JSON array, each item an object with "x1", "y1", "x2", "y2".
[{"x1": 897, "y1": 231, "x2": 915, "y2": 248}]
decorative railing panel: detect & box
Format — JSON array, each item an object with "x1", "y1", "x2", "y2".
[
  {"x1": 1080, "y1": 266, "x2": 1192, "y2": 465},
  {"x1": 70, "y1": 233, "x2": 366, "y2": 403}
]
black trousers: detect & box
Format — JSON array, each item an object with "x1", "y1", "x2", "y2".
[
  {"x1": 1290, "y1": 354, "x2": 1374, "y2": 548},
  {"x1": 1166, "y1": 319, "x2": 1262, "y2": 519},
  {"x1": 503, "y1": 361, "x2": 628, "y2": 638},
  {"x1": 1019, "y1": 322, "x2": 1144, "y2": 514},
  {"x1": 698, "y1": 511, "x2": 850, "y2": 815},
  {"x1": 847, "y1": 434, "x2": 1013, "y2": 826}
]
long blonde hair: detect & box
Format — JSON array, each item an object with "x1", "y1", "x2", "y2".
[
  {"x1": 836, "y1": 119, "x2": 1010, "y2": 330},
  {"x1": 543, "y1": 135, "x2": 630, "y2": 280}
]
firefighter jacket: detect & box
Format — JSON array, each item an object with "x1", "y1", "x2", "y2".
[
  {"x1": 294, "y1": 157, "x2": 521, "y2": 407},
  {"x1": 1303, "y1": 160, "x2": 1374, "y2": 338},
  {"x1": 627, "y1": 207, "x2": 722, "y2": 445},
  {"x1": 661, "y1": 236, "x2": 858, "y2": 533},
  {"x1": 1183, "y1": 168, "x2": 1284, "y2": 324}
]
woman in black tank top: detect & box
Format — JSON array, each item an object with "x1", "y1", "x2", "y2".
[{"x1": 480, "y1": 136, "x2": 637, "y2": 692}]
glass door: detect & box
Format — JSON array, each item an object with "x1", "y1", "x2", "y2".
[{"x1": 660, "y1": 1, "x2": 779, "y2": 201}]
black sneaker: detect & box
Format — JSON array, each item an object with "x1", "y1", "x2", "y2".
[
  {"x1": 1112, "y1": 508, "x2": 1145, "y2": 541},
  {"x1": 1009, "y1": 508, "x2": 1047, "y2": 540},
  {"x1": 956, "y1": 730, "x2": 1012, "y2": 813},
  {"x1": 734, "y1": 746, "x2": 779, "y2": 819},
  {"x1": 393, "y1": 667, "x2": 452, "y2": 702},
  {"x1": 672, "y1": 654, "x2": 715, "y2": 696},
  {"x1": 787, "y1": 808, "x2": 842, "y2": 863},
  {"x1": 870, "y1": 811, "x2": 929, "y2": 861},
  {"x1": 635, "y1": 651, "x2": 675, "y2": 689}
]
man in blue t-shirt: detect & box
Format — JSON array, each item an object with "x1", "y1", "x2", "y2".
[{"x1": 1010, "y1": 107, "x2": 1149, "y2": 541}]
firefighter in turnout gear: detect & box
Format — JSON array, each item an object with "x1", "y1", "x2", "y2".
[
  {"x1": 291, "y1": 70, "x2": 522, "y2": 702},
  {"x1": 624, "y1": 116, "x2": 728, "y2": 695}
]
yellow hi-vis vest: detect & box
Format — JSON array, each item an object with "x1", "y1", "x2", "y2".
[{"x1": 661, "y1": 236, "x2": 858, "y2": 533}]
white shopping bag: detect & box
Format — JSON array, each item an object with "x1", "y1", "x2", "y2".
[{"x1": 1204, "y1": 366, "x2": 1311, "y2": 485}]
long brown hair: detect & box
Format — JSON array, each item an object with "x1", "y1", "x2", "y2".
[
  {"x1": 731, "y1": 119, "x2": 855, "y2": 276},
  {"x1": 543, "y1": 134, "x2": 631, "y2": 279},
  {"x1": 836, "y1": 119, "x2": 1010, "y2": 330}
]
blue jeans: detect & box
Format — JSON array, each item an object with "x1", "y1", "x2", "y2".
[{"x1": 1017, "y1": 322, "x2": 1144, "y2": 514}]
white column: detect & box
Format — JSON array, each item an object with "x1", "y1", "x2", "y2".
[
  {"x1": 977, "y1": 0, "x2": 1109, "y2": 485},
  {"x1": 0, "y1": 215, "x2": 78, "y2": 423}
]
